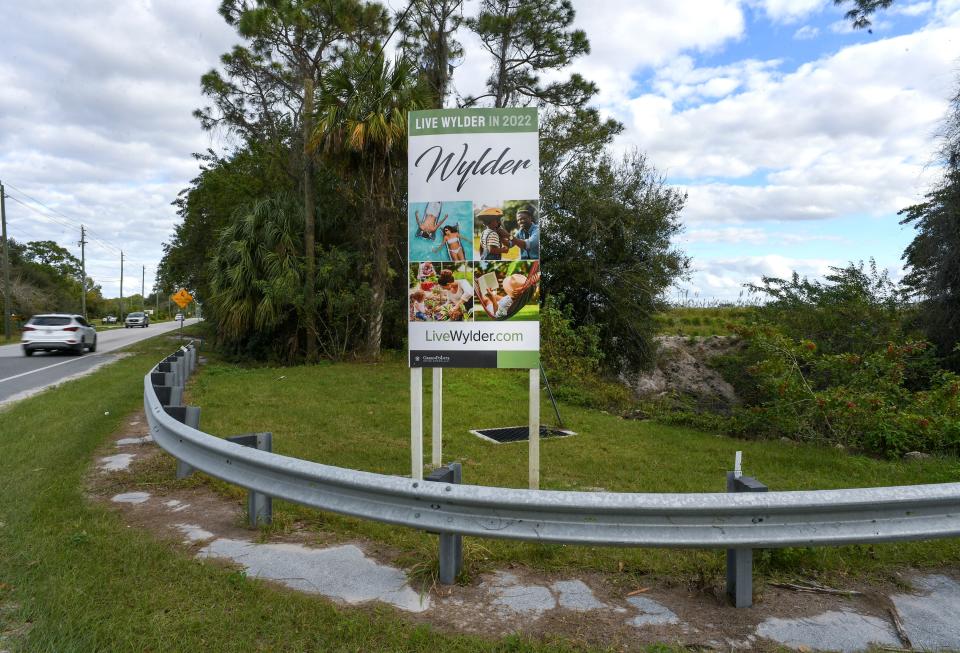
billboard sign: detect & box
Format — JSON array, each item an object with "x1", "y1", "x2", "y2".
[{"x1": 407, "y1": 108, "x2": 540, "y2": 368}]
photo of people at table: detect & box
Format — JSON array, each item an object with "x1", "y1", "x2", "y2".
[
  {"x1": 408, "y1": 261, "x2": 474, "y2": 322},
  {"x1": 473, "y1": 200, "x2": 539, "y2": 262},
  {"x1": 408, "y1": 201, "x2": 473, "y2": 262},
  {"x1": 473, "y1": 260, "x2": 540, "y2": 322}
]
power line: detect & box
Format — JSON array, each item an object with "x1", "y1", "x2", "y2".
[
  {"x1": 4, "y1": 194, "x2": 79, "y2": 235},
  {"x1": 5, "y1": 192, "x2": 124, "y2": 258},
  {"x1": 2, "y1": 183, "x2": 124, "y2": 255}
]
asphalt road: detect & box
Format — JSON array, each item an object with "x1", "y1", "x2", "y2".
[{"x1": 0, "y1": 319, "x2": 198, "y2": 406}]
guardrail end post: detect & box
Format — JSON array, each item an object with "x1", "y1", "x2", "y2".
[
  {"x1": 726, "y1": 471, "x2": 768, "y2": 608},
  {"x1": 427, "y1": 462, "x2": 463, "y2": 585}
]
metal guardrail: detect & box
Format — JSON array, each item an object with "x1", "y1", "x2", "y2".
[{"x1": 144, "y1": 345, "x2": 960, "y2": 604}]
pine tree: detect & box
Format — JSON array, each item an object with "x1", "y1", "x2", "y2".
[
  {"x1": 899, "y1": 83, "x2": 960, "y2": 367},
  {"x1": 396, "y1": 0, "x2": 464, "y2": 107},
  {"x1": 464, "y1": 0, "x2": 595, "y2": 109}
]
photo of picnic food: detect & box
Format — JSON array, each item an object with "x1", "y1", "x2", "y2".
[
  {"x1": 408, "y1": 201, "x2": 473, "y2": 262},
  {"x1": 473, "y1": 200, "x2": 539, "y2": 262},
  {"x1": 473, "y1": 260, "x2": 540, "y2": 322},
  {"x1": 408, "y1": 261, "x2": 474, "y2": 322}
]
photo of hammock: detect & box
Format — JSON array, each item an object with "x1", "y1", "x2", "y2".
[{"x1": 473, "y1": 260, "x2": 540, "y2": 322}]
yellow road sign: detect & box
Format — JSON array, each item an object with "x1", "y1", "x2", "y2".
[{"x1": 171, "y1": 288, "x2": 193, "y2": 309}]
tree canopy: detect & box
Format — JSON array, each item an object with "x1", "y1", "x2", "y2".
[{"x1": 160, "y1": 0, "x2": 689, "y2": 369}]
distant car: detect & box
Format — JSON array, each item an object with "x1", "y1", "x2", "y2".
[
  {"x1": 174, "y1": 313, "x2": 184, "y2": 322},
  {"x1": 22, "y1": 314, "x2": 97, "y2": 356},
  {"x1": 125, "y1": 311, "x2": 149, "y2": 328},
  {"x1": 103, "y1": 315, "x2": 118, "y2": 324}
]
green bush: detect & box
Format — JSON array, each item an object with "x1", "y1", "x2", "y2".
[
  {"x1": 540, "y1": 297, "x2": 632, "y2": 411},
  {"x1": 722, "y1": 325, "x2": 960, "y2": 457},
  {"x1": 747, "y1": 260, "x2": 911, "y2": 355}
]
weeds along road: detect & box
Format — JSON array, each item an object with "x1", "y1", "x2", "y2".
[{"x1": 0, "y1": 319, "x2": 198, "y2": 406}]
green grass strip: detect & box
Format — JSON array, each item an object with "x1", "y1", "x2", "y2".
[{"x1": 0, "y1": 337, "x2": 627, "y2": 652}]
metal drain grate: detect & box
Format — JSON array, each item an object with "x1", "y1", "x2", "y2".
[{"x1": 470, "y1": 425, "x2": 576, "y2": 444}]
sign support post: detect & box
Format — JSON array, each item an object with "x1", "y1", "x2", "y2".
[
  {"x1": 410, "y1": 367, "x2": 423, "y2": 480},
  {"x1": 432, "y1": 368, "x2": 442, "y2": 466},
  {"x1": 529, "y1": 368, "x2": 540, "y2": 489}
]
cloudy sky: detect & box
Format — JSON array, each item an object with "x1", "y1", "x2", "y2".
[{"x1": 1, "y1": 0, "x2": 958, "y2": 301}]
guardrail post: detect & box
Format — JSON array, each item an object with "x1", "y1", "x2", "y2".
[
  {"x1": 153, "y1": 385, "x2": 182, "y2": 407},
  {"x1": 425, "y1": 462, "x2": 463, "y2": 584},
  {"x1": 726, "y1": 472, "x2": 768, "y2": 608},
  {"x1": 164, "y1": 406, "x2": 201, "y2": 479},
  {"x1": 174, "y1": 350, "x2": 187, "y2": 384},
  {"x1": 164, "y1": 356, "x2": 182, "y2": 388},
  {"x1": 225, "y1": 433, "x2": 273, "y2": 527}
]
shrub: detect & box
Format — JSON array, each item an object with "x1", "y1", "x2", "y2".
[
  {"x1": 747, "y1": 260, "x2": 911, "y2": 355},
  {"x1": 723, "y1": 325, "x2": 960, "y2": 457},
  {"x1": 540, "y1": 297, "x2": 632, "y2": 410}
]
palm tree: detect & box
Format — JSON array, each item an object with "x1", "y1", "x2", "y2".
[
  {"x1": 207, "y1": 194, "x2": 304, "y2": 359},
  {"x1": 313, "y1": 49, "x2": 428, "y2": 358}
]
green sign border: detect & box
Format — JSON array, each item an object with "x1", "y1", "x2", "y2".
[
  {"x1": 497, "y1": 351, "x2": 540, "y2": 369},
  {"x1": 409, "y1": 108, "x2": 538, "y2": 136}
]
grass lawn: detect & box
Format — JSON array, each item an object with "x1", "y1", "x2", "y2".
[
  {"x1": 0, "y1": 334, "x2": 620, "y2": 652},
  {"x1": 186, "y1": 353, "x2": 960, "y2": 585},
  {"x1": 654, "y1": 306, "x2": 758, "y2": 337}
]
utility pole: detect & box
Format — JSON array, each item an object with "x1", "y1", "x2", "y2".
[
  {"x1": 119, "y1": 250, "x2": 124, "y2": 320},
  {"x1": 1, "y1": 180, "x2": 11, "y2": 340},
  {"x1": 141, "y1": 265, "x2": 145, "y2": 311},
  {"x1": 79, "y1": 225, "x2": 87, "y2": 318}
]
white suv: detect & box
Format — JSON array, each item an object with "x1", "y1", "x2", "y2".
[{"x1": 21, "y1": 314, "x2": 97, "y2": 356}]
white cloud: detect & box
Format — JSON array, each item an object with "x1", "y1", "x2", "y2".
[
  {"x1": 892, "y1": 1, "x2": 934, "y2": 16},
  {"x1": 619, "y1": 26, "x2": 958, "y2": 225},
  {"x1": 684, "y1": 227, "x2": 769, "y2": 244},
  {"x1": 684, "y1": 254, "x2": 838, "y2": 300},
  {"x1": 793, "y1": 25, "x2": 820, "y2": 39},
  {"x1": 754, "y1": 0, "x2": 826, "y2": 23},
  {"x1": 551, "y1": 0, "x2": 745, "y2": 109}
]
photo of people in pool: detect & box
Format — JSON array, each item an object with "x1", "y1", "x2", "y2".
[
  {"x1": 473, "y1": 260, "x2": 540, "y2": 322},
  {"x1": 473, "y1": 200, "x2": 539, "y2": 262},
  {"x1": 408, "y1": 261, "x2": 474, "y2": 322},
  {"x1": 408, "y1": 201, "x2": 473, "y2": 262}
]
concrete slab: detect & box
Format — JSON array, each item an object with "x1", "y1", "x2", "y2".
[
  {"x1": 892, "y1": 574, "x2": 960, "y2": 651},
  {"x1": 626, "y1": 596, "x2": 680, "y2": 627},
  {"x1": 116, "y1": 436, "x2": 152, "y2": 446},
  {"x1": 111, "y1": 491, "x2": 150, "y2": 504},
  {"x1": 755, "y1": 610, "x2": 900, "y2": 652},
  {"x1": 174, "y1": 523, "x2": 215, "y2": 543},
  {"x1": 551, "y1": 580, "x2": 606, "y2": 611},
  {"x1": 99, "y1": 454, "x2": 135, "y2": 471},
  {"x1": 486, "y1": 572, "x2": 555, "y2": 617},
  {"x1": 197, "y1": 539, "x2": 429, "y2": 613}
]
